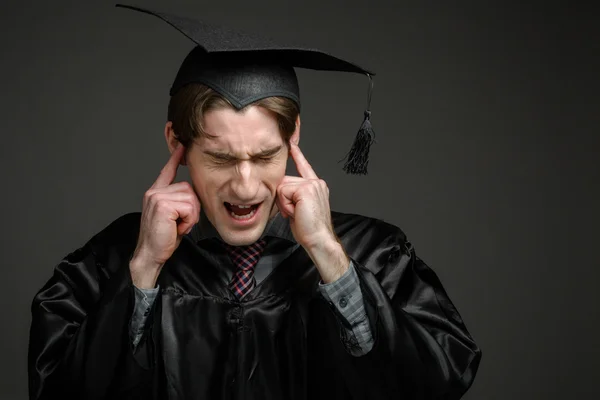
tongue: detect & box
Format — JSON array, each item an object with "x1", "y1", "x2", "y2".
[{"x1": 230, "y1": 205, "x2": 253, "y2": 215}]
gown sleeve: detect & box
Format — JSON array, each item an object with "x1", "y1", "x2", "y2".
[
  {"x1": 310, "y1": 220, "x2": 482, "y2": 399},
  {"x1": 27, "y1": 213, "x2": 155, "y2": 400}
]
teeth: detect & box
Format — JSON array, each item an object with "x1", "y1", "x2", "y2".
[
  {"x1": 230, "y1": 208, "x2": 257, "y2": 220},
  {"x1": 229, "y1": 203, "x2": 252, "y2": 208}
]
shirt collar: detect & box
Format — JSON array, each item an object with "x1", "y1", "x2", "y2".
[{"x1": 191, "y1": 209, "x2": 297, "y2": 244}]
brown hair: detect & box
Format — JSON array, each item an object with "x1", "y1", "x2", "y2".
[{"x1": 167, "y1": 83, "x2": 299, "y2": 148}]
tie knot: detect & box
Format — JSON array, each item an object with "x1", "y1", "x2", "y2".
[
  {"x1": 224, "y1": 239, "x2": 267, "y2": 300},
  {"x1": 224, "y1": 239, "x2": 267, "y2": 270}
]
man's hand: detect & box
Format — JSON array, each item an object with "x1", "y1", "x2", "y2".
[
  {"x1": 130, "y1": 144, "x2": 201, "y2": 289},
  {"x1": 276, "y1": 141, "x2": 350, "y2": 283}
]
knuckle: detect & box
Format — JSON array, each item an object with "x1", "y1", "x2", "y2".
[
  {"x1": 155, "y1": 199, "x2": 170, "y2": 212},
  {"x1": 188, "y1": 193, "x2": 199, "y2": 204},
  {"x1": 181, "y1": 193, "x2": 192, "y2": 204}
]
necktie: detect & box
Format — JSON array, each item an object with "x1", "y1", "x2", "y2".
[{"x1": 224, "y1": 239, "x2": 267, "y2": 299}]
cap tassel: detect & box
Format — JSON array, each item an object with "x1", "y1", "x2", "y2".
[{"x1": 341, "y1": 74, "x2": 376, "y2": 175}]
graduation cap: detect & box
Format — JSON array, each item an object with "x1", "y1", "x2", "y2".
[{"x1": 115, "y1": 3, "x2": 377, "y2": 174}]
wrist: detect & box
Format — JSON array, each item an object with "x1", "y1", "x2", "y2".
[
  {"x1": 129, "y1": 253, "x2": 163, "y2": 289},
  {"x1": 305, "y1": 235, "x2": 350, "y2": 284}
]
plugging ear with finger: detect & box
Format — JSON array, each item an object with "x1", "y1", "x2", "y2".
[
  {"x1": 165, "y1": 121, "x2": 187, "y2": 166},
  {"x1": 275, "y1": 140, "x2": 350, "y2": 283},
  {"x1": 129, "y1": 141, "x2": 201, "y2": 289}
]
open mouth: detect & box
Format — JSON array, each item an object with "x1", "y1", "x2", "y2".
[{"x1": 224, "y1": 202, "x2": 261, "y2": 220}]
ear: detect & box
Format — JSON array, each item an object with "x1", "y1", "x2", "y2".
[
  {"x1": 164, "y1": 121, "x2": 187, "y2": 165},
  {"x1": 290, "y1": 114, "x2": 301, "y2": 145}
]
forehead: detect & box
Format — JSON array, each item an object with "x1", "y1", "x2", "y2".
[{"x1": 198, "y1": 106, "x2": 284, "y2": 148}]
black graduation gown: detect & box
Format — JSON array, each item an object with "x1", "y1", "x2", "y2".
[{"x1": 28, "y1": 211, "x2": 482, "y2": 399}]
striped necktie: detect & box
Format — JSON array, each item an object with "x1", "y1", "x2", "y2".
[{"x1": 223, "y1": 239, "x2": 267, "y2": 299}]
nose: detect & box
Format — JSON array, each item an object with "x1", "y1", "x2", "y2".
[{"x1": 230, "y1": 160, "x2": 260, "y2": 202}]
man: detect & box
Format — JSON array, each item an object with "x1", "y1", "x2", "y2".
[{"x1": 28, "y1": 4, "x2": 481, "y2": 400}]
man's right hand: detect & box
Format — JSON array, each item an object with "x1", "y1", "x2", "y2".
[{"x1": 129, "y1": 143, "x2": 201, "y2": 289}]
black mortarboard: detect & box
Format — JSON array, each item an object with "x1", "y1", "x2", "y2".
[{"x1": 116, "y1": 3, "x2": 376, "y2": 174}]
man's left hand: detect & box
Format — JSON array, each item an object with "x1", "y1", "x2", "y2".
[{"x1": 276, "y1": 141, "x2": 350, "y2": 283}]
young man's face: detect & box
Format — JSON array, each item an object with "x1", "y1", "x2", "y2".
[{"x1": 177, "y1": 105, "x2": 298, "y2": 246}]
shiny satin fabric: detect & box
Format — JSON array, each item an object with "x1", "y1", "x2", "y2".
[{"x1": 28, "y1": 212, "x2": 481, "y2": 400}]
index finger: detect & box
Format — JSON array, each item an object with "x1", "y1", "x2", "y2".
[
  {"x1": 152, "y1": 144, "x2": 186, "y2": 189},
  {"x1": 289, "y1": 142, "x2": 318, "y2": 179}
]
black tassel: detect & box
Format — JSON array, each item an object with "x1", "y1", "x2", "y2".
[
  {"x1": 341, "y1": 73, "x2": 376, "y2": 175},
  {"x1": 341, "y1": 110, "x2": 376, "y2": 174}
]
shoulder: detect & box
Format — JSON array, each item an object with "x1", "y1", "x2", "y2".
[
  {"x1": 85, "y1": 212, "x2": 142, "y2": 255},
  {"x1": 331, "y1": 210, "x2": 408, "y2": 245},
  {"x1": 88, "y1": 212, "x2": 142, "y2": 246},
  {"x1": 61, "y1": 212, "x2": 142, "y2": 271},
  {"x1": 32, "y1": 212, "x2": 142, "y2": 305},
  {"x1": 330, "y1": 211, "x2": 414, "y2": 273}
]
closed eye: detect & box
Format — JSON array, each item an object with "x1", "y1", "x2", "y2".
[
  {"x1": 208, "y1": 156, "x2": 236, "y2": 166},
  {"x1": 214, "y1": 157, "x2": 274, "y2": 165},
  {"x1": 204, "y1": 146, "x2": 282, "y2": 165}
]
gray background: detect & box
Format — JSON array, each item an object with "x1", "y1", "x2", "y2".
[{"x1": 1, "y1": 0, "x2": 598, "y2": 399}]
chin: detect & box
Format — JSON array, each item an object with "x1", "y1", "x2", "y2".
[{"x1": 217, "y1": 225, "x2": 266, "y2": 246}]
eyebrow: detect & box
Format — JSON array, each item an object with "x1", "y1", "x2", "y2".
[{"x1": 203, "y1": 145, "x2": 283, "y2": 160}]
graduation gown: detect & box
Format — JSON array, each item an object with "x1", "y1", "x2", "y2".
[{"x1": 28, "y1": 211, "x2": 482, "y2": 399}]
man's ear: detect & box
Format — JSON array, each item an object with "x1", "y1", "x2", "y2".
[
  {"x1": 290, "y1": 115, "x2": 301, "y2": 146},
  {"x1": 164, "y1": 121, "x2": 187, "y2": 165}
]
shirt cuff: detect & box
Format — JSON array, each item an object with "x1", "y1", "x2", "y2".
[
  {"x1": 130, "y1": 285, "x2": 160, "y2": 347},
  {"x1": 318, "y1": 261, "x2": 365, "y2": 326},
  {"x1": 136, "y1": 285, "x2": 160, "y2": 305},
  {"x1": 318, "y1": 261, "x2": 374, "y2": 356}
]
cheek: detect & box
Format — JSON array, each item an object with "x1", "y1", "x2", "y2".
[
  {"x1": 188, "y1": 163, "x2": 224, "y2": 199},
  {"x1": 262, "y1": 161, "x2": 287, "y2": 188}
]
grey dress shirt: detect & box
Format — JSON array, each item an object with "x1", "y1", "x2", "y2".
[{"x1": 130, "y1": 211, "x2": 373, "y2": 356}]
